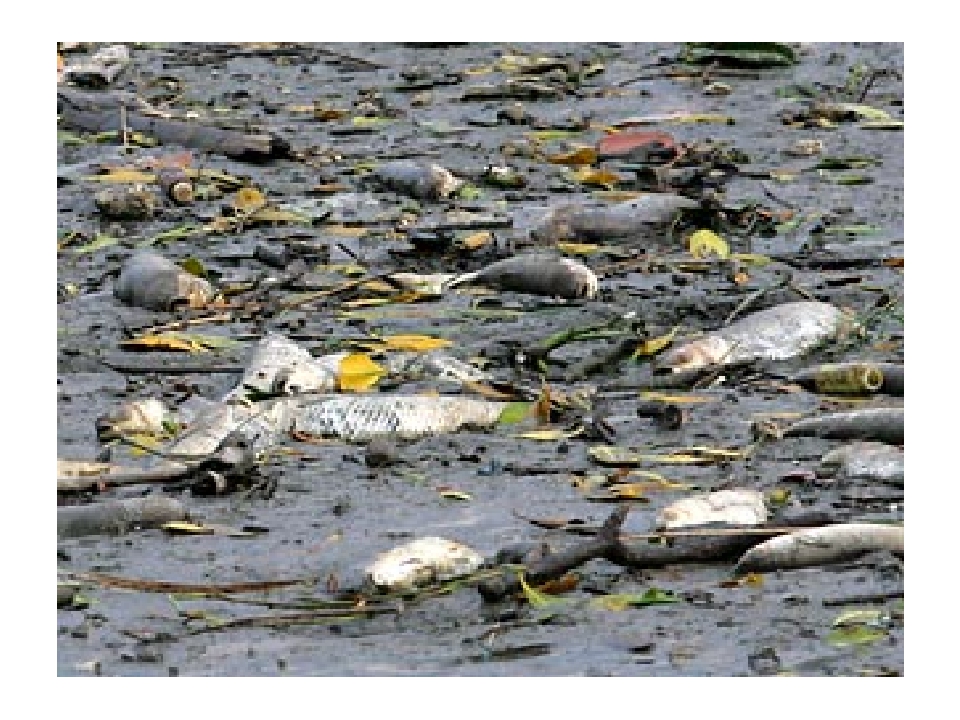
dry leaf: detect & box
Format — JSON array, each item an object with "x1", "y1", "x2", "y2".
[
  {"x1": 336, "y1": 353, "x2": 386, "y2": 392},
  {"x1": 556, "y1": 242, "x2": 600, "y2": 255},
  {"x1": 85, "y1": 169, "x2": 157, "y2": 184},
  {"x1": 514, "y1": 429, "x2": 580, "y2": 441},
  {"x1": 233, "y1": 187, "x2": 267, "y2": 214},
  {"x1": 639, "y1": 391, "x2": 714, "y2": 404},
  {"x1": 534, "y1": 383, "x2": 551, "y2": 425},
  {"x1": 377, "y1": 334, "x2": 453, "y2": 352},
  {"x1": 633, "y1": 327, "x2": 678, "y2": 357},
  {"x1": 120, "y1": 334, "x2": 208, "y2": 353},
  {"x1": 546, "y1": 147, "x2": 598, "y2": 165},
  {"x1": 459, "y1": 231, "x2": 492, "y2": 250},
  {"x1": 571, "y1": 167, "x2": 621, "y2": 188}
]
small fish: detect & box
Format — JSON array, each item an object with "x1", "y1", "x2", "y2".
[
  {"x1": 370, "y1": 160, "x2": 463, "y2": 200},
  {"x1": 819, "y1": 442, "x2": 904, "y2": 486},
  {"x1": 293, "y1": 395, "x2": 506, "y2": 442},
  {"x1": 655, "y1": 301, "x2": 849, "y2": 372},
  {"x1": 114, "y1": 251, "x2": 214, "y2": 311},
  {"x1": 734, "y1": 523, "x2": 904, "y2": 574},
  {"x1": 365, "y1": 536, "x2": 484, "y2": 592},
  {"x1": 656, "y1": 489, "x2": 767, "y2": 530},
  {"x1": 447, "y1": 253, "x2": 598, "y2": 299},
  {"x1": 530, "y1": 194, "x2": 700, "y2": 243}
]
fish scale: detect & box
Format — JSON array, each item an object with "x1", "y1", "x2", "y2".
[{"x1": 294, "y1": 395, "x2": 507, "y2": 442}]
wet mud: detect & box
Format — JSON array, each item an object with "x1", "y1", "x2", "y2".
[{"x1": 57, "y1": 42, "x2": 904, "y2": 676}]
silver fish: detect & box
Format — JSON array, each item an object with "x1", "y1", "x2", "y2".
[
  {"x1": 164, "y1": 397, "x2": 297, "y2": 459},
  {"x1": 447, "y1": 253, "x2": 598, "y2": 299},
  {"x1": 655, "y1": 301, "x2": 849, "y2": 372},
  {"x1": 734, "y1": 523, "x2": 904, "y2": 574},
  {"x1": 225, "y1": 333, "x2": 346, "y2": 400},
  {"x1": 114, "y1": 251, "x2": 214, "y2": 311},
  {"x1": 656, "y1": 489, "x2": 767, "y2": 530},
  {"x1": 531, "y1": 194, "x2": 700, "y2": 243},
  {"x1": 371, "y1": 160, "x2": 463, "y2": 200},
  {"x1": 365, "y1": 536, "x2": 484, "y2": 592},
  {"x1": 293, "y1": 395, "x2": 507, "y2": 442},
  {"x1": 820, "y1": 442, "x2": 904, "y2": 486}
]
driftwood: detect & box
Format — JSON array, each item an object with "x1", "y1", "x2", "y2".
[
  {"x1": 57, "y1": 89, "x2": 290, "y2": 162},
  {"x1": 477, "y1": 505, "x2": 836, "y2": 602},
  {"x1": 58, "y1": 496, "x2": 188, "y2": 539}
]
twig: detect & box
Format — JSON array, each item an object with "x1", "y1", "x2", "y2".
[
  {"x1": 857, "y1": 69, "x2": 903, "y2": 103},
  {"x1": 760, "y1": 182, "x2": 798, "y2": 210}
]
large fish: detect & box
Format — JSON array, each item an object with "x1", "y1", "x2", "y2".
[
  {"x1": 446, "y1": 253, "x2": 598, "y2": 299},
  {"x1": 530, "y1": 194, "x2": 700, "y2": 243},
  {"x1": 655, "y1": 301, "x2": 849, "y2": 372},
  {"x1": 293, "y1": 395, "x2": 507, "y2": 442}
]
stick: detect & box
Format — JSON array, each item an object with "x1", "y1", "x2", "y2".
[{"x1": 64, "y1": 571, "x2": 308, "y2": 596}]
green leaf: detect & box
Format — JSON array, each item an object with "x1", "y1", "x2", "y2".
[
  {"x1": 179, "y1": 257, "x2": 207, "y2": 278},
  {"x1": 592, "y1": 587, "x2": 680, "y2": 611},
  {"x1": 685, "y1": 42, "x2": 798, "y2": 68},
  {"x1": 813, "y1": 157, "x2": 880, "y2": 171},
  {"x1": 454, "y1": 184, "x2": 483, "y2": 201},
  {"x1": 71, "y1": 234, "x2": 118, "y2": 255},
  {"x1": 518, "y1": 573, "x2": 567, "y2": 608},
  {"x1": 832, "y1": 609, "x2": 886, "y2": 628},
  {"x1": 497, "y1": 401, "x2": 533, "y2": 424},
  {"x1": 825, "y1": 626, "x2": 887, "y2": 648}
]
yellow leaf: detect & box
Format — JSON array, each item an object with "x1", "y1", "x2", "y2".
[
  {"x1": 730, "y1": 253, "x2": 773, "y2": 266},
  {"x1": 534, "y1": 382, "x2": 552, "y2": 425},
  {"x1": 547, "y1": 147, "x2": 598, "y2": 165},
  {"x1": 464, "y1": 64, "x2": 495, "y2": 76},
  {"x1": 341, "y1": 297, "x2": 396, "y2": 308},
  {"x1": 459, "y1": 231, "x2": 492, "y2": 251},
  {"x1": 336, "y1": 353, "x2": 386, "y2": 392},
  {"x1": 161, "y1": 522, "x2": 214, "y2": 535},
  {"x1": 639, "y1": 391, "x2": 715, "y2": 404},
  {"x1": 688, "y1": 229, "x2": 730, "y2": 260},
  {"x1": 632, "y1": 326, "x2": 678, "y2": 357},
  {"x1": 247, "y1": 207, "x2": 312, "y2": 225},
  {"x1": 233, "y1": 187, "x2": 267, "y2": 213},
  {"x1": 84, "y1": 169, "x2": 157, "y2": 184},
  {"x1": 377, "y1": 334, "x2": 453, "y2": 352},
  {"x1": 359, "y1": 280, "x2": 398, "y2": 294},
  {"x1": 571, "y1": 167, "x2": 621, "y2": 188},
  {"x1": 120, "y1": 334, "x2": 208, "y2": 353},
  {"x1": 324, "y1": 224, "x2": 368, "y2": 238},
  {"x1": 514, "y1": 429, "x2": 580, "y2": 441},
  {"x1": 556, "y1": 242, "x2": 600, "y2": 256},
  {"x1": 590, "y1": 190, "x2": 644, "y2": 202}
]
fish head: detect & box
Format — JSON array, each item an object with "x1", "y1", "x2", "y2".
[
  {"x1": 654, "y1": 336, "x2": 730, "y2": 373},
  {"x1": 559, "y1": 258, "x2": 599, "y2": 299}
]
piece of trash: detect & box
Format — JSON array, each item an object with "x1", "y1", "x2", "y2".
[
  {"x1": 365, "y1": 536, "x2": 483, "y2": 592},
  {"x1": 656, "y1": 489, "x2": 767, "y2": 530},
  {"x1": 114, "y1": 251, "x2": 215, "y2": 311}
]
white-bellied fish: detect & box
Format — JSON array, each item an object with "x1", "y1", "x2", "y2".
[
  {"x1": 655, "y1": 301, "x2": 850, "y2": 372},
  {"x1": 365, "y1": 536, "x2": 484, "y2": 592},
  {"x1": 656, "y1": 489, "x2": 768, "y2": 530}
]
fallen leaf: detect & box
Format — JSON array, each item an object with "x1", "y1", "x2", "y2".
[
  {"x1": 233, "y1": 187, "x2": 267, "y2": 214},
  {"x1": 688, "y1": 229, "x2": 730, "y2": 260},
  {"x1": 438, "y1": 489, "x2": 472, "y2": 501},
  {"x1": 514, "y1": 429, "x2": 580, "y2": 441},
  {"x1": 120, "y1": 334, "x2": 209, "y2": 353},
  {"x1": 591, "y1": 587, "x2": 680, "y2": 611},
  {"x1": 571, "y1": 167, "x2": 621, "y2": 188},
  {"x1": 458, "y1": 231, "x2": 492, "y2": 251},
  {"x1": 519, "y1": 573, "x2": 567, "y2": 608},
  {"x1": 556, "y1": 242, "x2": 600, "y2": 255},
  {"x1": 336, "y1": 353, "x2": 386, "y2": 392},
  {"x1": 730, "y1": 252, "x2": 773, "y2": 266},
  {"x1": 84, "y1": 169, "x2": 157, "y2": 184},
  {"x1": 535, "y1": 573, "x2": 578, "y2": 595},
  {"x1": 534, "y1": 383, "x2": 551, "y2": 425},
  {"x1": 546, "y1": 147, "x2": 598, "y2": 165},
  {"x1": 632, "y1": 327, "x2": 678, "y2": 358},
  {"x1": 639, "y1": 391, "x2": 715, "y2": 404},
  {"x1": 497, "y1": 401, "x2": 533, "y2": 424},
  {"x1": 376, "y1": 334, "x2": 453, "y2": 352},
  {"x1": 596, "y1": 130, "x2": 675, "y2": 157},
  {"x1": 826, "y1": 626, "x2": 887, "y2": 648},
  {"x1": 161, "y1": 522, "x2": 214, "y2": 536}
]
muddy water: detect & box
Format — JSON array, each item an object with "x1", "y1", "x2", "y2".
[{"x1": 57, "y1": 42, "x2": 903, "y2": 676}]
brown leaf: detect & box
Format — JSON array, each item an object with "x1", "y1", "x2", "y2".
[
  {"x1": 535, "y1": 573, "x2": 579, "y2": 595},
  {"x1": 534, "y1": 382, "x2": 551, "y2": 425},
  {"x1": 546, "y1": 147, "x2": 598, "y2": 165},
  {"x1": 596, "y1": 130, "x2": 675, "y2": 158}
]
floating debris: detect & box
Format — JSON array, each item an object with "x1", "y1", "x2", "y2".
[
  {"x1": 655, "y1": 489, "x2": 767, "y2": 530},
  {"x1": 530, "y1": 194, "x2": 700, "y2": 244},
  {"x1": 655, "y1": 301, "x2": 850, "y2": 372},
  {"x1": 293, "y1": 395, "x2": 506, "y2": 442},
  {"x1": 113, "y1": 251, "x2": 215, "y2": 311},
  {"x1": 819, "y1": 442, "x2": 904, "y2": 485},
  {"x1": 447, "y1": 253, "x2": 598, "y2": 299},
  {"x1": 734, "y1": 523, "x2": 904, "y2": 574}
]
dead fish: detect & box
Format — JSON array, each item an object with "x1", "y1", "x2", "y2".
[
  {"x1": 58, "y1": 495, "x2": 188, "y2": 539},
  {"x1": 790, "y1": 362, "x2": 904, "y2": 396},
  {"x1": 655, "y1": 301, "x2": 849, "y2": 373},
  {"x1": 293, "y1": 395, "x2": 506, "y2": 442},
  {"x1": 95, "y1": 398, "x2": 171, "y2": 440},
  {"x1": 530, "y1": 194, "x2": 700, "y2": 243},
  {"x1": 163, "y1": 397, "x2": 297, "y2": 459},
  {"x1": 114, "y1": 251, "x2": 214, "y2": 311},
  {"x1": 446, "y1": 253, "x2": 598, "y2": 299},
  {"x1": 784, "y1": 407, "x2": 903, "y2": 445},
  {"x1": 387, "y1": 272, "x2": 457, "y2": 297},
  {"x1": 365, "y1": 536, "x2": 484, "y2": 593},
  {"x1": 819, "y1": 442, "x2": 904, "y2": 486},
  {"x1": 370, "y1": 160, "x2": 463, "y2": 200},
  {"x1": 656, "y1": 489, "x2": 767, "y2": 530},
  {"x1": 381, "y1": 350, "x2": 489, "y2": 384},
  {"x1": 734, "y1": 523, "x2": 904, "y2": 574},
  {"x1": 226, "y1": 334, "x2": 346, "y2": 400}
]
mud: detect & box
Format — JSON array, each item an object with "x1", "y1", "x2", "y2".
[{"x1": 57, "y1": 42, "x2": 904, "y2": 676}]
